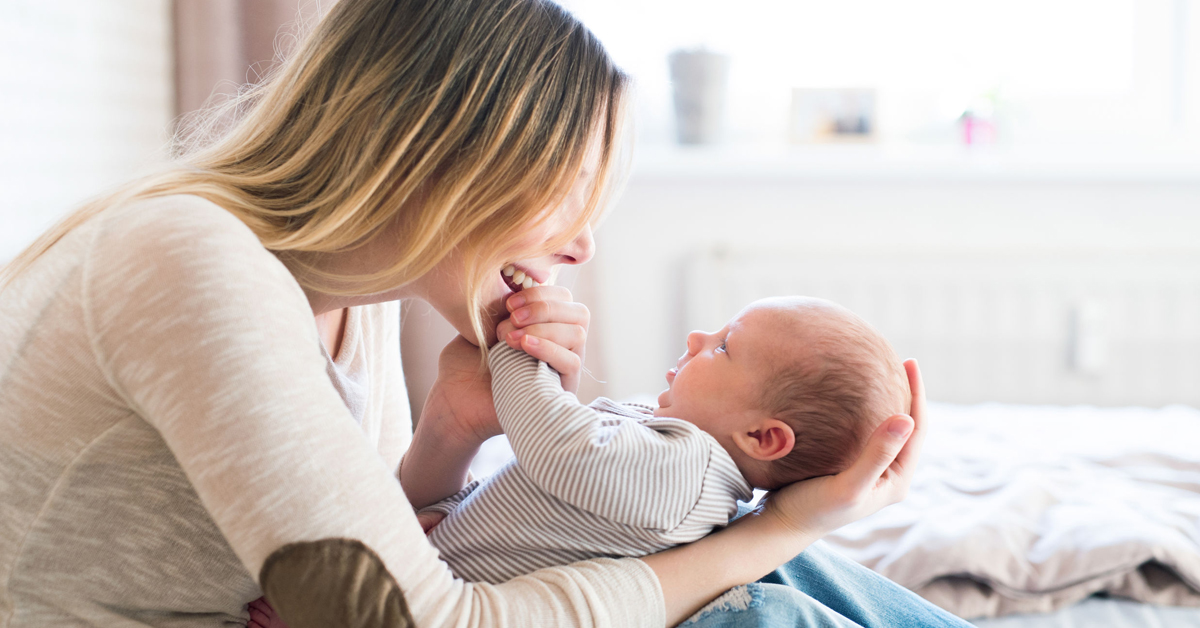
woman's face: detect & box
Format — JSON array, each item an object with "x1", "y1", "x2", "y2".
[{"x1": 417, "y1": 142, "x2": 602, "y2": 342}]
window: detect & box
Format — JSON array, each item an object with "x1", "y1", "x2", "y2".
[
  {"x1": 0, "y1": 0, "x2": 172, "y2": 261},
  {"x1": 563, "y1": 0, "x2": 1197, "y2": 150}
]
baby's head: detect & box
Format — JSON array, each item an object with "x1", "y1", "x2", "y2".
[{"x1": 653, "y1": 296, "x2": 910, "y2": 490}]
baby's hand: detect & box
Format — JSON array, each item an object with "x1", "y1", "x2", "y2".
[
  {"x1": 417, "y1": 511, "x2": 446, "y2": 534},
  {"x1": 496, "y1": 286, "x2": 590, "y2": 393},
  {"x1": 247, "y1": 597, "x2": 290, "y2": 628}
]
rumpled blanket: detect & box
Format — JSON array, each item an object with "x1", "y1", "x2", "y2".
[{"x1": 824, "y1": 403, "x2": 1200, "y2": 619}]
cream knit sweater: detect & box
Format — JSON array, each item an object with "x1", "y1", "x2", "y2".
[{"x1": 0, "y1": 194, "x2": 664, "y2": 627}]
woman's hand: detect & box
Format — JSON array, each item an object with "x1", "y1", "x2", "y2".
[
  {"x1": 759, "y1": 358, "x2": 926, "y2": 537},
  {"x1": 496, "y1": 286, "x2": 590, "y2": 393},
  {"x1": 423, "y1": 335, "x2": 503, "y2": 444},
  {"x1": 399, "y1": 336, "x2": 499, "y2": 510},
  {"x1": 642, "y1": 359, "x2": 928, "y2": 626}
]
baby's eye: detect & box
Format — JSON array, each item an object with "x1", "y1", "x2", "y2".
[{"x1": 717, "y1": 340, "x2": 728, "y2": 353}]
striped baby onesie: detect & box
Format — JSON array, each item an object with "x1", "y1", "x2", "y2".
[{"x1": 422, "y1": 344, "x2": 755, "y2": 584}]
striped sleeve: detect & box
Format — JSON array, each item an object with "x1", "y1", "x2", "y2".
[{"x1": 487, "y1": 344, "x2": 712, "y2": 531}]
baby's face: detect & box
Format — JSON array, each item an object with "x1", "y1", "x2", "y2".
[{"x1": 653, "y1": 301, "x2": 801, "y2": 433}]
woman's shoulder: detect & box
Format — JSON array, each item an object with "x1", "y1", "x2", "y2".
[
  {"x1": 92, "y1": 193, "x2": 289, "y2": 279},
  {"x1": 97, "y1": 193, "x2": 262, "y2": 250},
  {"x1": 85, "y1": 193, "x2": 312, "y2": 325}
]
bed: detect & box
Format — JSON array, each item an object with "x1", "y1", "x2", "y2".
[
  {"x1": 821, "y1": 401, "x2": 1200, "y2": 627},
  {"x1": 973, "y1": 597, "x2": 1200, "y2": 628}
]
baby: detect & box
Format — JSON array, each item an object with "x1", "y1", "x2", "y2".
[{"x1": 415, "y1": 296, "x2": 910, "y2": 584}]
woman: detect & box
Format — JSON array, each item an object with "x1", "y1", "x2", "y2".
[{"x1": 0, "y1": 1, "x2": 963, "y2": 626}]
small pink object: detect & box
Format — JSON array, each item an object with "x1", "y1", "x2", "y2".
[{"x1": 961, "y1": 112, "x2": 996, "y2": 146}]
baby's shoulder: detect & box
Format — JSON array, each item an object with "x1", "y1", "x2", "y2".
[
  {"x1": 588, "y1": 397, "x2": 655, "y2": 418},
  {"x1": 588, "y1": 398, "x2": 717, "y2": 441}
]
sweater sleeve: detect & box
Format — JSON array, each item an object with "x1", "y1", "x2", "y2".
[
  {"x1": 488, "y1": 343, "x2": 714, "y2": 531},
  {"x1": 82, "y1": 196, "x2": 665, "y2": 628}
]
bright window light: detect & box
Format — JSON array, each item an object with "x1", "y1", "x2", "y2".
[{"x1": 560, "y1": 0, "x2": 1197, "y2": 149}]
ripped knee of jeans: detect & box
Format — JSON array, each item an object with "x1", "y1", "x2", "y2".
[{"x1": 682, "y1": 584, "x2": 766, "y2": 625}]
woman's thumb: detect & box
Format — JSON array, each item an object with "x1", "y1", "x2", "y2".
[
  {"x1": 856, "y1": 415, "x2": 914, "y2": 480},
  {"x1": 886, "y1": 414, "x2": 914, "y2": 441}
]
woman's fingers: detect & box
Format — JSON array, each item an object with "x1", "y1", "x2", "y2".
[
  {"x1": 760, "y1": 410, "x2": 917, "y2": 540},
  {"x1": 519, "y1": 334, "x2": 581, "y2": 372},
  {"x1": 841, "y1": 414, "x2": 913, "y2": 497},
  {"x1": 505, "y1": 285, "x2": 573, "y2": 313},
  {"x1": 502, "y1": 322, "x2": 586, "y2": 353},
  {"x1": 518, "y1": 334, "x2": 583, "y2": 391},
  {"x1": 507, "y1": 298, "x2": 590, "y2": 330},
  {"x1": 496, "y1": 286, "x2": 589, "y2": 393},
  {"x1": 891, "y1": 359, "x2": 927, "y2": 476}
]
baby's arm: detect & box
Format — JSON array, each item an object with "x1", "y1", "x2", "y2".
[
  {"x1": 490, "y1": 344, "x2": 715, "y2": 530},
  {"x1": 402, "y1": 286, "x2": 589, "y2": 510}
]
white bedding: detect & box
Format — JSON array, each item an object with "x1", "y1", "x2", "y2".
[
  {"x1": 974, "y1": 597, "x2": 1200, "y2": 628},
  {"x1": 824, "y1": 402, "x2": 1200, "y2": 620}
]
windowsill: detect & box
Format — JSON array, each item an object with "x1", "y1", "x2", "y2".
[{"x1": 629, "y1": 143, "x2": 1200, "y2": 184}]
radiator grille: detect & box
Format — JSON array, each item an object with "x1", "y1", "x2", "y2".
[{"x1": 686, "y1": 249, "x2": 1200, "y2": 406}]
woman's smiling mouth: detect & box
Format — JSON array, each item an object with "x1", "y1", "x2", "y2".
[{"x1": 501, "y1": 264, "x2": 542, "y2": 292}]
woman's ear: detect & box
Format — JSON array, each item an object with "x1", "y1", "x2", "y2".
[{"x1": 731, "y1": 418, "x2": 795, "y2": 462}]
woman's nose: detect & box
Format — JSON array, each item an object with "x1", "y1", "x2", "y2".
[{"x1": 556, "y1": 223, "x2": 595, "y2": 265}]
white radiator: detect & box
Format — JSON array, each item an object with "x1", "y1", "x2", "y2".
[{"x1": 685, "y1": 248, "x2": 1200, "y2": 407}]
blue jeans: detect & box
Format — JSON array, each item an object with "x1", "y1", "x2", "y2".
[{"x1": 682, "y1": 508, "x2": 975, "y2": 627}]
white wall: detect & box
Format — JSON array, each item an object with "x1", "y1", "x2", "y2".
[
  {"x1": 0, "y1": 0, "x2": 174, "y2": 263},
  {"x1": 586, "y1": 147, "x2": 1200, "y2": 404}
]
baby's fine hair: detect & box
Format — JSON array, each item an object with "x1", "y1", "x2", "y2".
[{"x1": 760, "y1": 301, "x2": 910, "y2": 488}]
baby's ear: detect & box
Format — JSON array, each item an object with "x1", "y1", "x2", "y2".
[{"x1": 732, "y1": 418, "x2": 795, "y2": 462}]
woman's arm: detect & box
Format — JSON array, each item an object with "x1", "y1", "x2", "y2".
[
  {"x1": 644, "y1": 359, "x2": 926, "y2": 626},
  {"x1": 399, "y1": 336, "x2": 499, "y2": 509},
  {"x1": 86, "y1": 198, "x2": 664, "y2": 628}
]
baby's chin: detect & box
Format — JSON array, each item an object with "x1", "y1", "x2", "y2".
[{"x1": 653, "y1": 390, "x2": 671, "y2": 415}]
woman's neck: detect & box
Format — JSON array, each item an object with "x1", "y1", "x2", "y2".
[
  {"x1": 314, "y1": 307, "x2": 349, "y2": 360},
  {"x1": 303, "y1": 284, "x2": 410, "y2": 317}
]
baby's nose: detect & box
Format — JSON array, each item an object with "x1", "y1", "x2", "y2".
[{"x1": 685, "y1": 330, "x2": 705, "y2": 355}]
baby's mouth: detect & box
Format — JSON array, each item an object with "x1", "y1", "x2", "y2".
[{"x1": 501, "y1": 264, "x2": 542, "y2": 293}]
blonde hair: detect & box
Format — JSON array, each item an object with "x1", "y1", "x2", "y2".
[{"x1": 1, "y1": 0, "x2": 630, "y2": 347}]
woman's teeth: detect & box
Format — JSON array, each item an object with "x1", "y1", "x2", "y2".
[{"x1": 502, "y1": 265, "x2": 540, "y2": 291}]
